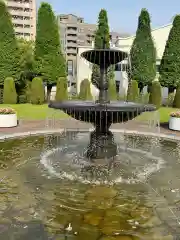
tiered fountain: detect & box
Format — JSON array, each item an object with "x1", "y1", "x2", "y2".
[{"x1": 49, "y1": 38, "x2": 156, "y2": 161}]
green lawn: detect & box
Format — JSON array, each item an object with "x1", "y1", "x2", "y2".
[
  {"x1": 0, "y1": 104, "x2": 178, "y2": 122},
  {"x1": 137, "y1": 107, "x2": 179, "y2": 123},
  {"x1": 1, "y1": 104, "x2": 69, "y2": 120}
]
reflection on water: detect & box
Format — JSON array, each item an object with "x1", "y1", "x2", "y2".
[{"x1": 0, "y1": 131, "x2": 180, "y2": 239}]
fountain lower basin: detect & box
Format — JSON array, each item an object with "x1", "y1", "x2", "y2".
[{"x1": 0, "y1": 132, "x2": 180, "y2": 239}]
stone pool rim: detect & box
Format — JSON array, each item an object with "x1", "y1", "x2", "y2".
[{"x1": 0, "y1": 128, "x2": 180, "y2": 143}]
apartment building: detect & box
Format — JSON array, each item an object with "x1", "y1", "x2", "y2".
[
  {"x1": 58, "y1": 14, "x2": 123, "y2": 88},
  {"x1": 5, "y1": 0, "x2": 36, "y2": 41}
]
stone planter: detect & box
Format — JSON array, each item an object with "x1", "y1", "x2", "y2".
[
  {"x1": 0, "y1": 114, "x2": 17, "y2": 128},
  {"x1": 169, "y1": 117, "x2": 180, "y2": 131}
]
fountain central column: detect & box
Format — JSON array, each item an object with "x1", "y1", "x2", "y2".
[
  {"x1": 87, "y1": 61, "x2": 117, "y2": 160},
  {"x1": 98, "y1": 66, "x2": 109, "y2": 104}
]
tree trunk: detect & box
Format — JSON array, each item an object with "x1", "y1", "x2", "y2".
[
  {"x1": 46, "y1": 84, "x2": 52, "y2": 102},
  {"x1": 138, "y1": 83, "x2": 144, "y2": 93},
  {"x1": 168, "y1": 86, "x2": 175, "y2": 94},
  {"x1": 147, "y1": 84, "x2": 152, "y2": 93}
]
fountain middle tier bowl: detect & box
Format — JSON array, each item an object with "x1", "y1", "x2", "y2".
[{"x1": 49, "y1": 100, "x2": 156, "y2": 124}]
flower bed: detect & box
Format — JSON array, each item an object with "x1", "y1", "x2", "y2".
[
  {"x1": 169, "y1": 111, "x2": 180, "y2": 131},
  {"x1": 0, "y1": 108, "x2": 17, "y2": 128}
]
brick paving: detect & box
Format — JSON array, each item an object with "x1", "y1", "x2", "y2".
[{"x1": 0, "y1": 118, "x2": 179, "y2": 137}]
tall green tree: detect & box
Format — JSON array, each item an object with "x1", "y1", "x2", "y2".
[
  {"x1": 91, "y1": 9, "x2": 115, "y2": 97},
  {"x1": 130, "y1": 8, "x2": 156, "y2": 92},
  {"x1": 34, "y1": 2, "x2": 66, "y2": 101},
  {"x1": 159, "y1": 15, "x2": 180, "y2": 93},
  {"x1": 173, "y1": 84, "x2": 180, "y2": 108},
  {"x1": 16, "y1": 39, "x2": 34, "y2": 94},
  {"x1": 0, "y1": 1, "x2": 20, "y2": 86}
]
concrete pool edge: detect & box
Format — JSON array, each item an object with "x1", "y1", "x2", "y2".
[{"x1": 0, "y1": 128, "x2": 180, "y2": 142}]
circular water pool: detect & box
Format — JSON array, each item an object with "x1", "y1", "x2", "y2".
[{"x1": 0, "y1": 131, "x2": 180, "y2": 239}]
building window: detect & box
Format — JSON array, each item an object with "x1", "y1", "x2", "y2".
[
  {"x1": 79, "y1": 28, "x2": 84, "y2": 33},
  {"x1": 67, "y1": 60, "x2": 73, "y2": 76}
]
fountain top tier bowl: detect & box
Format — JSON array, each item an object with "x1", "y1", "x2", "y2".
[{"x1": 81, "y1": 49, "x2": 128, "y2": 67}]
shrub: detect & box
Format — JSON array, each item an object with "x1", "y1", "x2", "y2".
[
  {"x1": 164, "y1": 92, "x2": 175, "y2": 107},
  {"x1": 108, "y1": 77, "x2": 117, "y2": 100},
  {"x1": 78, "y1": 79, "x2": 93, "y2": 100},
  {"x1": 149, "y1": 81, "x2": 162, "y2": 108},
  {"x1": 138, "y1": 92, "x2": 150, "y2": 104},
  {"x1": 173, "y1": 85, "x2": 180, "y2": 108},
  {"x1": 55, "y1": 77, "x2": 68, "y2": 101},
  {"x1": 18, "y1": 95, "x2": 27, "y2": 104},
  {"x1": 31, "y1": 77, "x2": 45, "y2": 104},
  {"x1": 126, "y1": 80, "x2": 139, "y2": 102},
  {"x1": 0, "y1": 107, "x2": 16, "y2": 114},
  {"x1": 3, "y1": 77, "x2": 17, "y2": 104},
  {"x1": 170, "y1": 111, "x2": 180, "y2": 118}
]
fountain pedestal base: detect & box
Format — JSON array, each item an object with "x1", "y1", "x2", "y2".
[{"x1": 86, "y1": 130, "x2": 117, "y2": 160}]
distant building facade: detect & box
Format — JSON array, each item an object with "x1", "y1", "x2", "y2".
[{"x1": 5, "y1": 0, "x2": 36, "y2": 41}]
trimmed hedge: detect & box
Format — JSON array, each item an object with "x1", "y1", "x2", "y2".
[
  {"x1": 3, "y1": 77, "x2": 17, "y2": 104},
  {"x1": 108, "y1": 77, "x2": 117, "y2": 100},
  {"x1": 126, "y1": 80, "x2": 139, "y2": 102},
  {"x1": 173, "y1": 85, "x2": 180, "y2": 108},
  {"x1": 55, "y1": 77, "x2": 68, "y2": 101},
  {"x1": 79, "y1": 79, "x2": 93, "y2": 100},
  {"x1": 31, "y1": 77, "x2": 45, "y2": 104},
  {"x1": 149, "y1": 81, "x2": 162, "y2": 109}
]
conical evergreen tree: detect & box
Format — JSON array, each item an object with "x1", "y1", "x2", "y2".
[
  {"x1": 34, "y1": 2, "x2": 66, "y2": 101},
  {"x1": 0, "y1": 1, "x2": 20, "y2": 85},
  {"x1": 130, "y1": 8, "x2": 156, "y2": 92},
  {"x1": 159, "y1": 15, "x2": 180, "y2": 92},
  {"x1": 91, "y1": 9, "x2": 114, "y2": 96}
]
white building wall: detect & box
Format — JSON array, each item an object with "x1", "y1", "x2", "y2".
[{"x1": 116, "y1": 23, "x2": 172, "y2": 59}]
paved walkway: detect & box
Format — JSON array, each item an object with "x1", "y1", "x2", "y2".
[{"x1": 0, "y1": 118, "x2": 179, "y2": 137}]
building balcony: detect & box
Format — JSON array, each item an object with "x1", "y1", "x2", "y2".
[
  {"x1": 14, "y1": 26, "x2": 32, "y2": 34},
  {"x1": 66, "y1": 34, "x2": 78, "y2": 40},
  {"x1": 12, "y1": 19, "x2": 32, "y2": 25},
  {"x1": 67, "y1": 41, "x2": 77, "y2": 47},
  {"x1": 8, "y1": 9, "x2": 32, "y2": 17},
  {"x1": 7, "y1": 1, "x2": 31, "y2": 8}
]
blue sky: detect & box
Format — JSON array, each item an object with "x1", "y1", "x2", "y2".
[{"x1": 38, "y1": 0, "x2": 179, "y2": 34}]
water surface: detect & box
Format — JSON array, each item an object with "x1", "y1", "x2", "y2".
[{"x1": 0, "y1": 131, "x2": 180, "y2": 239}]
